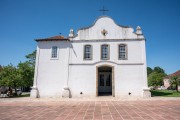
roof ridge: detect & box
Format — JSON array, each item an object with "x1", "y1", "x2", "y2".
[
  {"x1": 167, "y1": 70, "x2": 180, "y2": 77},
  {"x1": 35, "y1": 35, "x2": 69, "y2": 42}
]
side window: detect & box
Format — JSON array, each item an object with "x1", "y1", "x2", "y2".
[
  {"x1": 101, "y1": 44, "x2": 109, "y2": 60},
  {"x1": 119, "y1": 44, "x2": 127, "y2": 60},
  {"x1": 84, "y1": 45, "x2": 92, "y2": 60},
  {"x1": 51, "y1": 46, "x2": 58, "y2": 58}
]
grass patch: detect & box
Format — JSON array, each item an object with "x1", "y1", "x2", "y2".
[
  {"x1": 8, "y1": 93, "x2": 30, "y2": 98},
  {"x1": 151, "y1": 90, "x2": 180, "y2": 97}
]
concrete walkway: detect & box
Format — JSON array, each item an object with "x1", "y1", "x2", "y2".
[{"x1": 0, "y1": 97, "x2": 180, "y2": 120}]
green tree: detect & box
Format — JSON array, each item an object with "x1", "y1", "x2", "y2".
[
  {"x1": 154, "y1": 66, "x2": 165, "y2": 74},
  {"x1": 25, "y1": 50, "x2": 36, "y2": 67},
  {"x1": 18, "y1": 62, "x2": 34, "y2": 88},
  {"x1": 147, "y1": 66, "x2": 167, "y2": 87},
  {"x1": 147, "y1": 67, "x2": 153, "y2": 76},
  {"x1": 18, "y1": 50, "x2": 36, "y2": 89},
  {"x1": 0, "y1": 64, "x2": 22, "y2": 95},
  {"x1": 0, "y1": 65, "x2": 2, "y2": 71},
  {"x1": 148, "y1": 72, "x2": 166, "y2": 87},
  {"x1": 0, "y1": 51, "x2": 36, "y2": 95},
  {"x1": 170, "y1": 76, "x2": 180, "y2": 92}
]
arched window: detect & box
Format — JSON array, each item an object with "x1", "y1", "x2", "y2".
[
  {"x1": 101, "y1": 44, "x2": 109, "y2": 60},
  {"x1": 119, "y1": 44, "x2": 127, "y2": 60},
  {"x1": 84, "y1": 45, "x2": 92, "y2": 60},
  {"x1": 51, "y1": 46, "x2": 58, "y2": 58}
]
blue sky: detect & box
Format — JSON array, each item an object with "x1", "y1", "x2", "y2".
[{"x1": 0, "y1": 0, "x2": 180, "y2": 74}]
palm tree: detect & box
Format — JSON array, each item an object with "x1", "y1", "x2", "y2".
[{"x1": 170, "y1": 76, "x2": 180, "y2": 92}]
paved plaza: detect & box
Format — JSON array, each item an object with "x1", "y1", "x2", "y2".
[{"x1": 0, "y1": 97, "x2": 180, "y2": 120}]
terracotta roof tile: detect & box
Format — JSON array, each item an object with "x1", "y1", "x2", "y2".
[
  {"x1": 165, "y1": 70, "x2": 180, "y2": 79},
  {"x1": 35, "y1": 36, "x2": 69, "y2": 41},
  {"x1": 46, "y1": 36, "x2": 65, "y2": 39},
  {"x1": 170, "y1": 70, "x2": 180, "y2": 76}
]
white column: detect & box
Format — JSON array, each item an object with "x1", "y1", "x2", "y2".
[
  {"x1": 142, "y1": 40, "x2": 151, "y2": 98},
  {"x1": 30, "y1": 45, "x2": 40, "y2": 98}
]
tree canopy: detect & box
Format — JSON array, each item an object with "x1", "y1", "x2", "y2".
[
  {"x1": 147, "y1": 66, "x2": 166, "y2": 87},
  {"x1": 0, "y1": 51, "x2": 36, "y2": 95},
  {"x1": 0, "y1": 64, "x2": 22, "y2": 88},
  {"x1": 154, "y1": 66, "x2": 165, "y2": 74},
  {"x1": 147, "y1": 67, "x2": 153, "y2": 77},
  {"x1": 25, "y1": 50, "x2": 36, "y2": 67},
  {"x1": 170, "y1": 76, "x2": 180, "y2": 92},
  {"x1": 18, "y1": 62, "x2": 34, "y2": 87}
]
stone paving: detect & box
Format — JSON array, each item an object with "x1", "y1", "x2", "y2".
[{"x1": 0, "y1": 97, "x2": 180, "y2": 120}]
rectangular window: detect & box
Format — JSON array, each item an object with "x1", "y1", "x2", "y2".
[
  {"x1": 84, "y1": 45, "x2": 92, "y2": 60},
  {"x1": 51, "y1": 46, "x2": 58, "y2": 58},
  {"x1": 119, "y1": 44, "x2": 127, "y2": 59},
  {"x1": 101, "y1": 45, "x2": 109, "y2": 60}
]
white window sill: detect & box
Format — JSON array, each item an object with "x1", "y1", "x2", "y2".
[
  {"x1": 84, "y1": 58, "x2": 92, "y2": 60},
  {"x1": 50, "y1": 57, "x2": 59, "y2": 60}
]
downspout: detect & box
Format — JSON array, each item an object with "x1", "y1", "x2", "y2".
[
  {"x1": 62, "y1": 40, "x2": 71, "y2": 98},
  {"x1": 62, "y1": 29, "x2": 74, "y2": 98}
]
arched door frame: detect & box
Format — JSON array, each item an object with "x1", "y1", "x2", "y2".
[{"x1": 96, "y1": 64, "x2": 115, "y2": 97}]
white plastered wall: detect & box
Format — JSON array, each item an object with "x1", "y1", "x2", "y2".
[{"x1": 36, "y1": 41, "x2": 70, "y2": 97}]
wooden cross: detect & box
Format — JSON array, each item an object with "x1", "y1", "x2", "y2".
[{"x1": 99, "y1": 6, "x2": 109, "y2": 15}]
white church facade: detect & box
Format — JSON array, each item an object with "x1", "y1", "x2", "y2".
[{"x1": 30, "y1": 16, "x2": 151, "y2": 98}]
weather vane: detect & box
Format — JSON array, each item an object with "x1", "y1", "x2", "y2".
[{"x1": 99, "y1": 6, "x2": 109, "y2": 15}]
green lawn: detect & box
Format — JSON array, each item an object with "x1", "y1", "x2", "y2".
[{"x1": 151, "y1": 90, "x2": 180, "y2": 97}]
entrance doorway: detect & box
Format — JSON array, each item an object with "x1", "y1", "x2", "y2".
[{"x1": 97, "y1": 66, "x2": 114, "y2": 96}]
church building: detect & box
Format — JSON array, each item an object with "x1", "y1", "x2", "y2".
[{"x1": 30, "y1": 16, "x2": 151, "y2": 98}]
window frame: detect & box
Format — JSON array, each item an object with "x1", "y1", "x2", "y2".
[
  {"x1": 83, "y1": 45, "x2": 93, "y2": 60},
  {"x1": 118, "y1": 44, "x2": 128, "y2": 60},
  {"x1": 101, "y1": 44, "x2": 110, "y2": 60},
  {"x1": 51, "y1": 46, "x2": 59, "y2": 59}
]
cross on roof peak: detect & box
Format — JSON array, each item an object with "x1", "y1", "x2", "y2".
[{"x1": 99, "y1": 6, "x2": 109, "y2": 15}]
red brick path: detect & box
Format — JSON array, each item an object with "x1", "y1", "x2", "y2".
[{"x1": 0, "y1": 100, "x2": 180, "y2": 120}]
